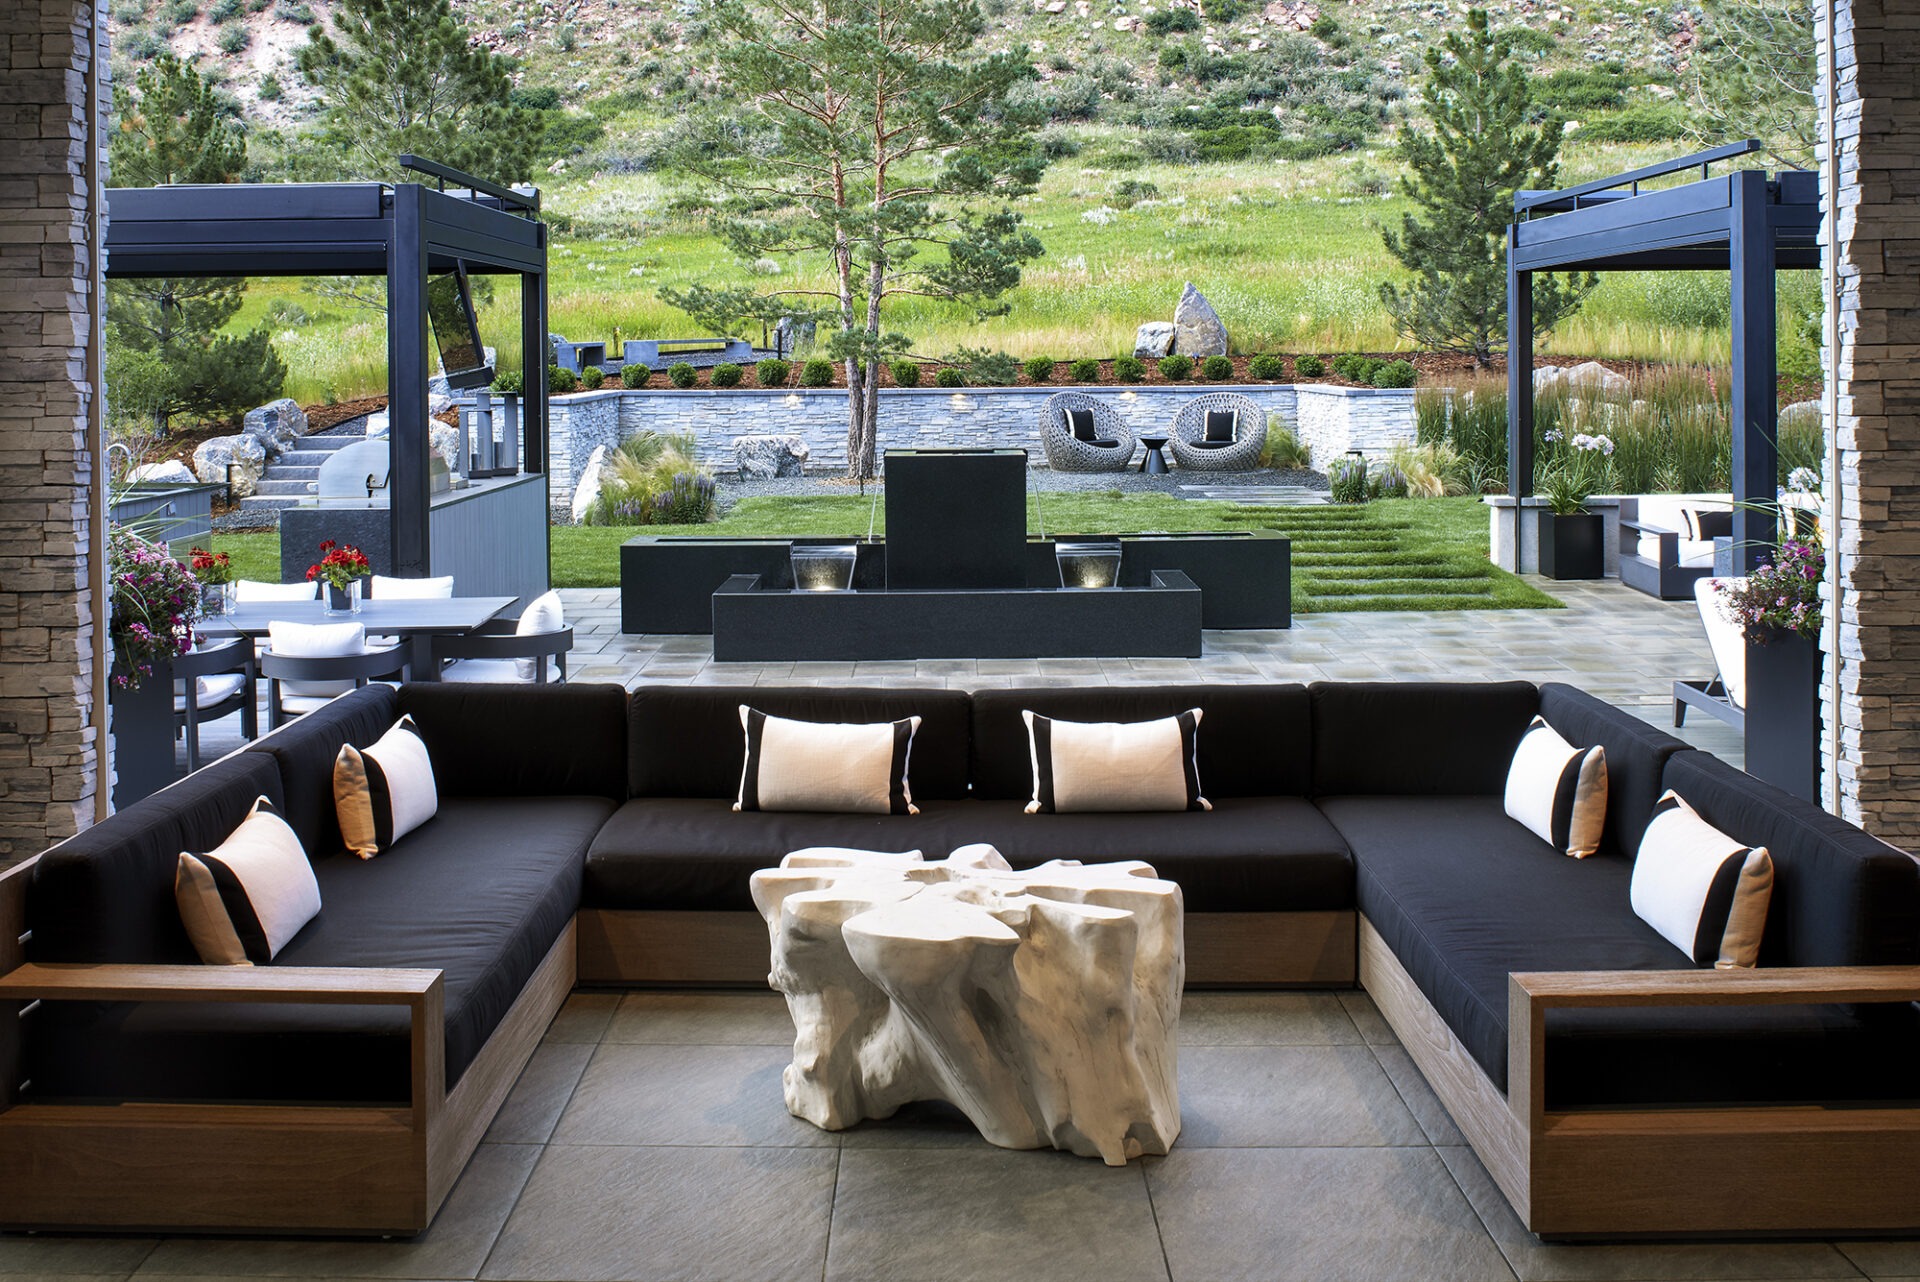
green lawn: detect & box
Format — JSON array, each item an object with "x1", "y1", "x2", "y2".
[{"x1": 214, "y1": 494, "x2": 1557, "y2": 615}]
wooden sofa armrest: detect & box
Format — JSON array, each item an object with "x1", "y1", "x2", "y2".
[
  {"x1": 1506, "y1": 966, "x2": 1920, "y2": 1127},
  {"x1": 0, "y1": 962, "x2": 446, "y2": 1129}
]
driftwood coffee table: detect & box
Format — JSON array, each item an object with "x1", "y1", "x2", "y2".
[{"x1": 749, "y1": 845, "x2": 1183, "y2": 1165}]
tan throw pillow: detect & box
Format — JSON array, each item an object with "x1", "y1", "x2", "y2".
[
  {"x1": 1023, "y1": 709, "x2": 1210, "y2": 813},
  {"x1": 734, "y1": 706, "x2": 921, "y2": 815},
  {"x1": 334, "y1": 715, "x2": 440, "y2": 858},
  {"x1": 1503, "y1": 716, "x2": 1609, "y2": 858},
  {"x1": 176, "y1": 796, "x2": 321, "y2": 965},
  {"x1": 1631, "y1": 790, "x2": 1774, "y2": 968}
]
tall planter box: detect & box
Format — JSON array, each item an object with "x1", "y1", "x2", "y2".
[
  {"x1": 111, "y1": 661, "x2": 177, "y2": 809},
  {"x1": 1745, "y1": 629, "x2": 1821, "y2": 802},
  {"x1": 1538, "y1": 512, "x2": 1604, "y2": 580}
]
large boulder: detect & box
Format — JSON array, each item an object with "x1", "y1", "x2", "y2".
[
  {"x1": 1779, "y1": 399, "x2": 1822, "y2": 429},
  {"x1": 126, "y1": 460, "x2": 197, "y2": 485},
  {"x1": 1532, "y1": 365, "x2": 1569, "y2": 396},
  {"x1": 735, "y1": 434, "x2": 810, "y2": 479},
  {"x1": 430, "y1": 424, "x2": 463, "y2": 475},
  {"x1": 242, "y1": 397, "x2": 308, "y2": 458},
  {"x1": 191, "y1": 432, "x2": 267, "y2": 499},
  {"x1": 1133, "y1": 322, "x2": 1176, "y2": 359},
  {"x1": 1565, "y1": 360, "x2": 1630, "y2": 396},
  {"x1": 572, "y1": 444, "x2": 613, "y2": 523},
  {"x1": 1172, "y1": 282, "x2": 1229, "y2": 356}
]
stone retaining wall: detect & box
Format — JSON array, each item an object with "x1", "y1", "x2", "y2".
[{"x1": 546, "y1": 383, "x2": 1416, "y2": 520}]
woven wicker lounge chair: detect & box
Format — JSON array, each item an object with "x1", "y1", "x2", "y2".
[
  {"x1": 1039, "y1": 392, "x2": 1136, "y2": 472},
  {"x1": 1169, "y1": 392, "x2": 1267, "y2": 471}
]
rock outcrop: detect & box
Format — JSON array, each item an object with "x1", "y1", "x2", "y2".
[
  {"x1": 735, "y1": 433, "x2": 811, "y2": 478},
  {"x1": 1172, "y1": 282, "x2": 1229, "y2": 356},
  {"x1": 191, "y1": 433, "x2": 267, "y2": 498}
]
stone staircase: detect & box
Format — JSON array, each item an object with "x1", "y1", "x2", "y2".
[{"x1": 237, "y1": 424, "x2": 368, "y2": 516}]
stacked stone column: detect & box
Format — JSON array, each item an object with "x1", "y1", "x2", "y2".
[
  {"x1": 1819, "y1": 0, "x2": 1920, "y2": 846},
  {"x1": 0, "y1": 0, "x2": 105, "y2": 856}
]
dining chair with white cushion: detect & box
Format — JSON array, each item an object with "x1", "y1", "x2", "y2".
[
  {"x1": 369, "y1": 575, "x2": 455, "y2": 600},
  {"x1": 234, "y1": 579, "x2": 320, "y2": 604},
  {"x1": 172, "y1": 637, "x2": 257, "y2": 769},
  {"x1": 258, "y1": 620, "x2": 406, "y2": 728},
  {"x1": 434, "y1": 590, "x2": 572, "y2": 684}
]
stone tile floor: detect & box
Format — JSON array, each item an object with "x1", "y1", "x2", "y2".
[{"x1": 14, "y1": 988, "x2": 1918, "y2": 1282}]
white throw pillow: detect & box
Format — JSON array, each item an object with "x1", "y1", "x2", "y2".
[
  {"x1": 1503, "y1": 716, "x2": 1608, "y2": 858},
  {"x1": 515, "y1": 589, "x2": 566, "y2": 681},
  {"x1": 370, "y1": 574, "x2": 454, "y2": 600},
  {"x1": 334, "y1": 715, "x2": 440, "y2": 858},
  {"x1": 175, "y1": 796, "x2": 321, "y2": 965},
  {"x1": 1023, "y1": 709, "x2": 1210, "y2": 813},
  {"x1": 1631, "y1": 790, "x2": 1774, "y2": 968},
  {"x1": 734, "y1": 707, "x2": 920, "y2": 815}
]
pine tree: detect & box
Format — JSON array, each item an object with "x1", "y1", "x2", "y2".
[
  {"x1": 656, "y1": 0, "x2": 1049, "y2": 480},
  {"x1": 297, "y1": 0, "x2": 541, "y2": 184},
  {"x1": 1688, "y1": 0, "x2": 1815, "y2": 170},
  {"x1": 1378, "y1": 9, "x2": 1593, "y2": 368},
  {"x1": 110, "y1": 53, "x2": 246, "y2": 186},
  {"x1": 106, "y1": 55, "x2": 284, "y2": 436}
]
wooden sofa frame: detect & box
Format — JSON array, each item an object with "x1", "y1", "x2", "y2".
[
  {"x1": 0, "y1": 858, "x2": 575, "y2": 1235},
  {"x1": 1359, "y1": 917, "x2": 1920, "y2": 1239}
]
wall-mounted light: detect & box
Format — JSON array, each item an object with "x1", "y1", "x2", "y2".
[
  {"x1": 950, "y1": 393, "x2": 977, "y2": 412},
  {"x1": 784, "y1": 393, "x2": 803, "y2": 409},
  {"x1": 790, "y1": 542, "x2": 858, "y2": 591},
  {"x1": 1054, "y1": 539, "x2": 1123, "y2": 589}
]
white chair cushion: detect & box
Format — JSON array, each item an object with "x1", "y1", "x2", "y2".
[
  {"x1": 268, "y1": 620, "x2": 370, "y2": 702},
  {"x1": 173, "y1": 672, "x2": 247, "y2": 713},
  {"x1": 235, "y1": 579, "x2": 319, "y2": 603},
  {"x1": 515, "y1": 589, "x2": 566, "y2": 681},
  {"x1": 1676, "y1": 539, "x2": 1716, "y2": 569},
  {"x1": 370, "y1": 574, "x2": 454, "y2": 600},
  {"x1": 441, "y1": 657, "x2": 527, "y2": 684}
]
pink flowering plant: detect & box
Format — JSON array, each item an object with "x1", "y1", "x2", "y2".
[
  {"x1": 108, "y1": 525, "x2": 199, "y2": 689},
  {"x1": 1720, "y1": 535, "x2": 1824, "y2": 644}
]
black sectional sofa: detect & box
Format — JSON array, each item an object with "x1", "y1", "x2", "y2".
[{"x1": 2, "y1": 679, "x2": 1916, "y2": 1239}]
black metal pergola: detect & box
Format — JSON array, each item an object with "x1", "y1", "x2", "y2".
[
  {"x1": 1507, "y1": 141, "x2": 1822, "y2": 571},
  {"x1": 103, "y1": 157, "x2": 550, "y2": 595}
]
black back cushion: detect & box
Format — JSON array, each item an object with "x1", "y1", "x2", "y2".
[
  {"x1": 1067, "y1": 408, "x2": 1099, "y2": 443},
  {"x1": 247, "y1": 684, "x2": 400, "y2": 856},
  {"x1": 29, "y1": 752, "x2": 285, "y2": 964},
  {"x1": 971, "y1": 685, "x2": 1312, "y2": 800},
  {"x1": 1663, "y1": 751, "x2": 1920, "y2": 969},
  {"x1": 399, "y1": 682, "x2": 627, "y2": 800},
  {"x1": 1203, "y1": 409, "x2": 1237, "y2": 443},
  {"x1": 628, "y1": 685, "x2": 973, "y2": 800},
  {"x1": 1538, "y1": 683, "x2": 1691, "y2": 857},
  {"x1": 1310, "y1": 681, "x2": 1539, "y2": 796}
]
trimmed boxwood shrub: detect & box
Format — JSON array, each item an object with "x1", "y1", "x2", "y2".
[
  {"x1": 1372, "y1": 359, "x2": 1417, "y2": 389},
  {"x1": 1158, "y1": 353, "x2": 1194, "y2": 380},
  {"x1": 799, "y1": 357, "x2": 835, "y2": 387},
  {"x1": 1333, "y1": 353, "x2": 1382, "y2": 385},
  {"x1": 1112, "y1": 355, "x2": 1145, "y2": 383},
  {"x1": 934, "y1": 367, "x2": 965, "y2": 388},
  {"x1": 710, "y1": 362, "x2": 743, "y2": 388},
  {"x1": 1201, "y1": 354, "x2": 1234, "y2": 380},
  {"x1": 1247, "y1": 353, "x2": 1286, "y2": 380},
  {"x1": 493, "y1": 369, "x2": 525, "y2": 394},
  {"x1": 1293, "y1": 353, "x2": 1326, "y2": 378},
  {"x1": 580, "y1": 365, "x2": 606, "y2": 390},
  {"x1": 548, "y1": 364, "x2": 578, "y2": 394},
  {"x1": 890, "y1": 359, "x2": 921, "y2": 387},
  {"x1": 667, "y1": 362, "x2": 698, "y2": 389},
  {"x1": 755, "y1": 358, "x2": 790, "y2": 387},
  {"x1": 1069, "y1": 357, "x2": 1100, "y2": 382},
  {"x1": 621, "y1": 364, "x2": 651, "y2": 388},
  {"x1": 1023, "y1": 355, "x2": 1054, "y2": 382}
]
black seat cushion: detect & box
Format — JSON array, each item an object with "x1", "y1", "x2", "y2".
[
  {"x1": 627, "y1": 686, "x2": 973, "y2": 801},
  {"x1": 971, "y1": 685, "x2": 1312, "y2": 801},
  {"x1": 583, "y1": 795, "x2": 1350, "y2": 914},
  {"x1": 28, "y1": 795, "x2": 611, "y2": 1104},
  {"x1": 1322, "y1": 794, "x2": 1920, "y2": 1107}
]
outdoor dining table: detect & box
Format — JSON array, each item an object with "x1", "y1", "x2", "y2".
[{"x1": 207, "y1": 596, "x2": 518, "y2": 683}]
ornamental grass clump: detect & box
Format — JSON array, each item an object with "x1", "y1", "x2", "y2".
[
  {"x1": 587, "y1": 430, "x2": 718, "y2": 526},
  {"x1": 108, "y1": 526, "x2": 199, "y2": 689},
  {"x1": 1328, "y1": 455, "x2": 1370, "y2": 504},
  {"x1": 1720, "y1": 536, "x2": 1823, "y2": 642}
]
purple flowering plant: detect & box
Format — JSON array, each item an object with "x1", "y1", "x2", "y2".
[
  {"x1": 108, "y1": 525, "x2": 200, "y2": 689},
  {"x1": 1719, "y1": 535, "x2": 1824, "y2": 644}
]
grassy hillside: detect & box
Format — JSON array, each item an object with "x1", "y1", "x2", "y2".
[{"x1": 109, "y1": 0, "x2": 1819, "y2": 411}]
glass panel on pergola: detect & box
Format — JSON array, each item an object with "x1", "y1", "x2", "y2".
[
  {"x1": 1506, "y1": 141, "x2": 1821, "y2": 573},
  {"x1": 103, "y1": 157, "x2": 551, "y2": 603}
]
